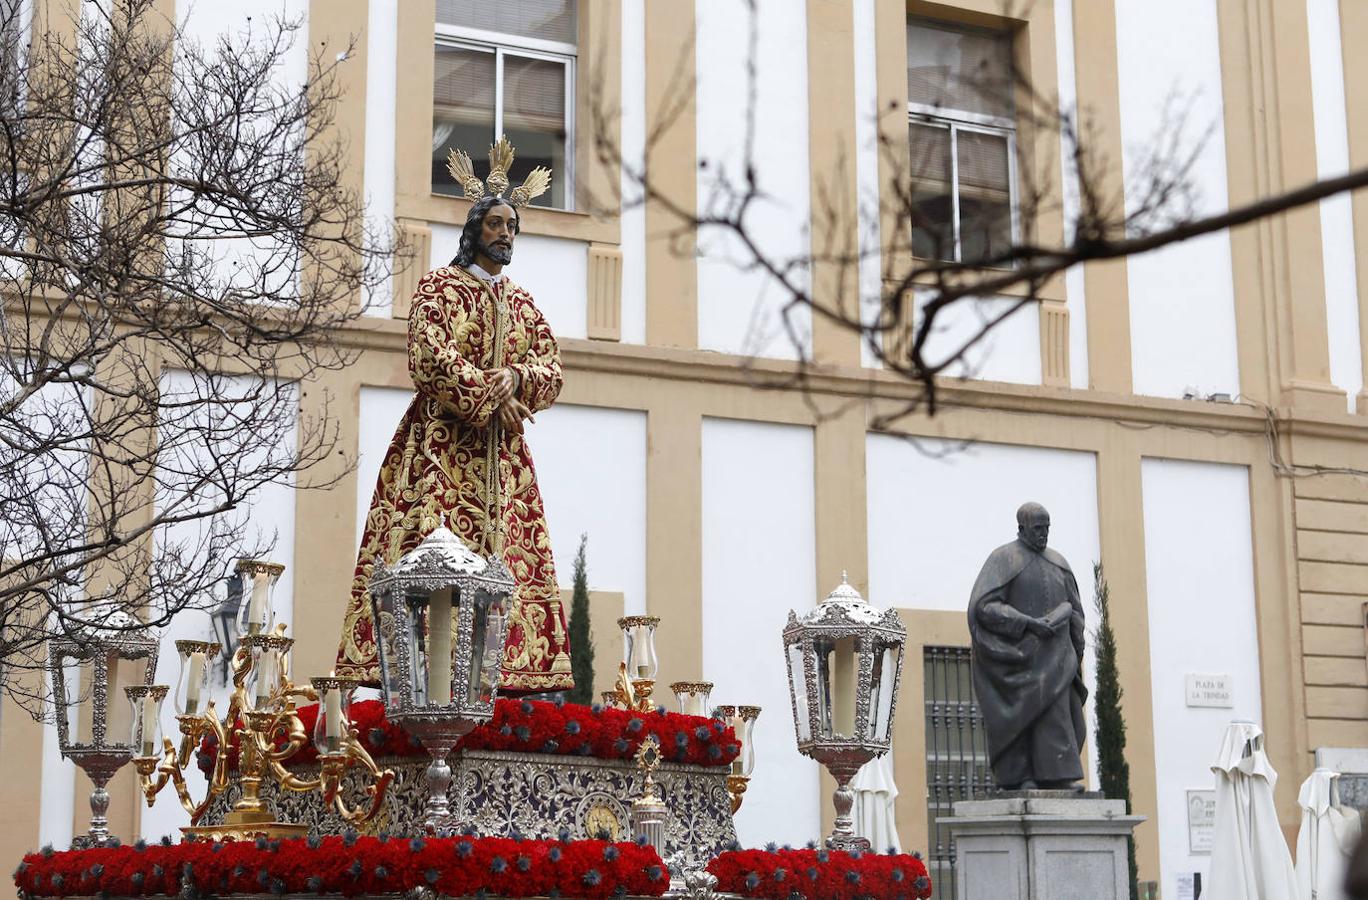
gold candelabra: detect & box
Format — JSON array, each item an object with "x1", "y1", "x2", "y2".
[{"x1": 132, "y1": 625, "x2": 394, "y2": 841}]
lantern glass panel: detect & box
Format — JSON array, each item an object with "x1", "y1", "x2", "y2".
[
  {"x1": 313, "y1": 684, "x2": 352, "y2": 755},
  {"x1": 63, "y1": 657, "x2": 96, "y2": 744},
  {"x1": 371, "y1": 588, "x2": 402, "y2": 707},
  {"x1": 817, "y1": 636, "x2": 859, "y2": 738},
  {"x1": 867, "y1": 645, "x2": 900, "y2": 741},
  {"x1": 408, "y1": 592, "x2": 432, "y2": 707},
  {"x1": 469, "y1": 595, "x2": 504, "y2": 705},
  {"x1": 105, "y1": 650, "x2": 146, "y2": 745},
  {"x1": 787, "y1": 642, "x2": 811, "y2": 741}
]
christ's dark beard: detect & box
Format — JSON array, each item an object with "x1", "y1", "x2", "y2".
[{"x1": 480, "y1": 239, "x2": 513, "y2": 266}]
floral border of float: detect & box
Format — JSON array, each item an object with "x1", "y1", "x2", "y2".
[
  {"x1": 14, "y1": 838, "x2": 934, "y2": 900},
  {"x1": 198, "y1": 699, "x2": 740, "y2": 771}
]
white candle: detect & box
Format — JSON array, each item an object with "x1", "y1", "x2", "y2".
[
  {"x1": 254, "y1": 648, "x2": 277, "y2": 705},
  {"x1": 428, "y1": 589, "x2": 453, "y2": 706},
  {"x1": 730, "y1": 712, "x2": 746, "y2": 776},
  {"x1": 140, "y1": 695, "x2": 158, "y2": 756},
  {"x1": 831, "y1": 637, "x2": 857, "y2": 736},
  {"x1": 185, "y1": 651, "x2": 205, "y2": 715},
  {"x1": 246, "y1": 571, "x2": 269, "y2": 634},
  {"x1": 324, "y1": 682, "x2": 343, "y2": 752}
]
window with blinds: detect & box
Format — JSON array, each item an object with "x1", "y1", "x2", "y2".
[
  {"x1": 906, "y1": 19, "x2": 1015, "y2": 265},
  {"x1": 432, "y1": 0, "x2": 576, "y2": 209}
]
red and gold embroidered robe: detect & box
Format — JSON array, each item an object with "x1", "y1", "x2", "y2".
[{"x1": 336, "y1": 265, "x2": 572, "y2": 693}]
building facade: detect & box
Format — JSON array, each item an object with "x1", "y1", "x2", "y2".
[{"x1": 3, "y1": 1, "x2": 1368, "y2": 898}]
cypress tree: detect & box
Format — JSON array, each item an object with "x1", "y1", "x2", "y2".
[
  {"x1": 566, "y1": 534, "x2": 595, "y2": 705},
  {"x1": 1093, "y1": 562, "x2": 1138, "y2": 900}
]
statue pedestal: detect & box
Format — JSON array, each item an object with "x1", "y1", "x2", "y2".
[{"x1": 941, "y1": 793, "x2": 1144, "y2": 900}]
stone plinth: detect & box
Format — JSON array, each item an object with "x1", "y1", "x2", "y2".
[{"x1": 941, "y1": 794, "x2": 1144, "y2": 900}]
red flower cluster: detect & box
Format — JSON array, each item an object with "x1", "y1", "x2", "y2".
[
  {"x1": 707, "y1": 847, "x2": 933, "y2": 900},
  {"x1": 15, "y1": 835, "x2": 668, "y2": 900},
  {"x1": 199, "y1": 699, "x2": 739, "y2": 771}
]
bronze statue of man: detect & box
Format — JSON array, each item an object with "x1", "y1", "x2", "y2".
[{"x1": 968, "y1": 502, "x2": 1087, "y2": 790}]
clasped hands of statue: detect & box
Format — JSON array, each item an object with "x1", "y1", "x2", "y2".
[{"x1": 487, "y1": 368, "x2": 533, "y2": 434}]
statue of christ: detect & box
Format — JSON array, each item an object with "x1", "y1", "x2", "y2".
[{"x1": 336, "y1": 140, "x2": 572, "y2": 694}]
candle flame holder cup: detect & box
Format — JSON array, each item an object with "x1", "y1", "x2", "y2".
[
  {"x1": 670, "y1": 681, "x2": 714, "y2": 718},
  {"x1": 618, "y1": 615, "x2": 660, "y2": 712}
]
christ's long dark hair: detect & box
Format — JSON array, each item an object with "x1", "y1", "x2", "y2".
[{"x1": 451, "y1": 195, "x2": 521, "y2": 267}]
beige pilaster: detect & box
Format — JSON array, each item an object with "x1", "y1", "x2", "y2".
[
  {"x1": 1, "y1": 689, "x2": 48, "y2": 873},
  {"x1": 643, "y1": 0, "x2": 697, "y2": 349},
  {"x1": 806, "y1": 0, "x2": 861, "y2": 368},
  {"x1": 645, "y1": 397, "x2": 703, "y2": 689},
  {"x1": 290, "y1": 366, "x2": 362, "y2": 681},
  {"x1": 1218, "y1": 0, "x2": 1343, "y2": 412},
  {"x1": 814, "y1": 403, "x2": 869, "y2": 837},
  {"x1": 1070, "y1": 0, "x2": 1132, "y2": 395},
  {"x1": 1338, "y1": 1, "x2": 1368, "y2": 413},
  {"x1": 1095, "y1": 443, "x2": 1159, "y2": 885}
]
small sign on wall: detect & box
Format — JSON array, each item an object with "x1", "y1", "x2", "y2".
[
  {"x1": 1185, "y1": 673, "x2": 1233, "y2": 708},
  {"x1": 1187, "y1": 789, "x2": 1216, "y2": 854}
]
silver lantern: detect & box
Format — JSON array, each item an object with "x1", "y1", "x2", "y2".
[
  {"x1": 47, "y1": 610, "x2": 161, "y2": 847},
  {"x1": 368, "y1": 523, "x2": 513, "y2": 834},
  {"x1": 783, "y1": 576, "x2": 905, "y2": 851}
]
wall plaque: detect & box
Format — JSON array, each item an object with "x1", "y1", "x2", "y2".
[
  {"x1": 1185, "y1": 673, "x2": 1233, "y2": 708},
  {"x1": 1186, "y1": 789, "x2": 1215, "y2": 854}
]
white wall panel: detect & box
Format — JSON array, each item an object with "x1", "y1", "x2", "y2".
[
  {"x1": 356, "y1": 386, "x2": 413, "y2": 548},
  {"x1": 619, "y1": 0, "x2": 647, "y2": 345},
  {"x1": 702, "y1": 419, "x2": 820, "y2": 846},
  {"x1": 173, "y1": 0, "x2": 310, "y2": 301},
  {"x1": 143, "y1": 371, "x2": 298, "y2": 840},
  {"x1": 524, "y1": 405, "x2": 647, "y2": 615},
  {"x1": 916, "y1": 293, "x2": 1042, "y2": 385},
  {"x1": 1141, "y1": 459, "x2": 1261, "y2": 899},
  {"x1": 854, "y1": 0, "x2": 883, "y2": 369},
  {"x1": 1116, "y1": 0, "x2": 1240, "y2": 398},
  {"x1": 429, "y1": 225, "x2": 588, "y2": 341},
  {"x1": 1308, "y1": 0, "x2": 1361, "y2": 410},
  {"x1": 362, "y1": 0, "x2": 398, "y2": 317},
  {"x1": 1054, "y1": 0, "x2": 1089, "y2": 389},
  {"x1": 39, "y1": 683, "x2": 75, "y2": 850},
  {"x1": 695, "y1": 0, "x2": 811, "y2": 360}
]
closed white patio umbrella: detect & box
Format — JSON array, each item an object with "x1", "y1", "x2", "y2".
[
  {"x1": 1295, "y1": 768, "x2": 1361, "y2": 900},
  {"x1": 1206, "y1": 721, "x2": 1299, "y2": 900},
  {"x1": 851, "y1": 752, "x2": 901, "y2": 853}
]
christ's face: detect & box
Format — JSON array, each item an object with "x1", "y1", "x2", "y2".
[
  {"x1": 478, "y1": 202, "x2": 518, "y2": 266},
  {"x1": 1020, "y1": 513, "x2": 1050, "y2": 551}
]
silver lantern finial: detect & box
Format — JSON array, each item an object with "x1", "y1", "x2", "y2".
[
  {"x1": 783, "y1": 577, "x2": 906, "y2": 851},
  {"x1": 367, "y1": 524, "x2": 513, "y2": 834}
]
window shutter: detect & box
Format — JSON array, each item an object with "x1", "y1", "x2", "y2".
[
  {"x1": 432, "y1": 44, "x2": 496, "y2": 126},
  {"x1": 437, "y1": 0, "x2": 578, "y2": 46},
  {"x1": 906, "y1": 20, "x2": 1013, "y2": 120},
  {"x1": 503, "y1": 55, "x2": 566, "y2": 133}
]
